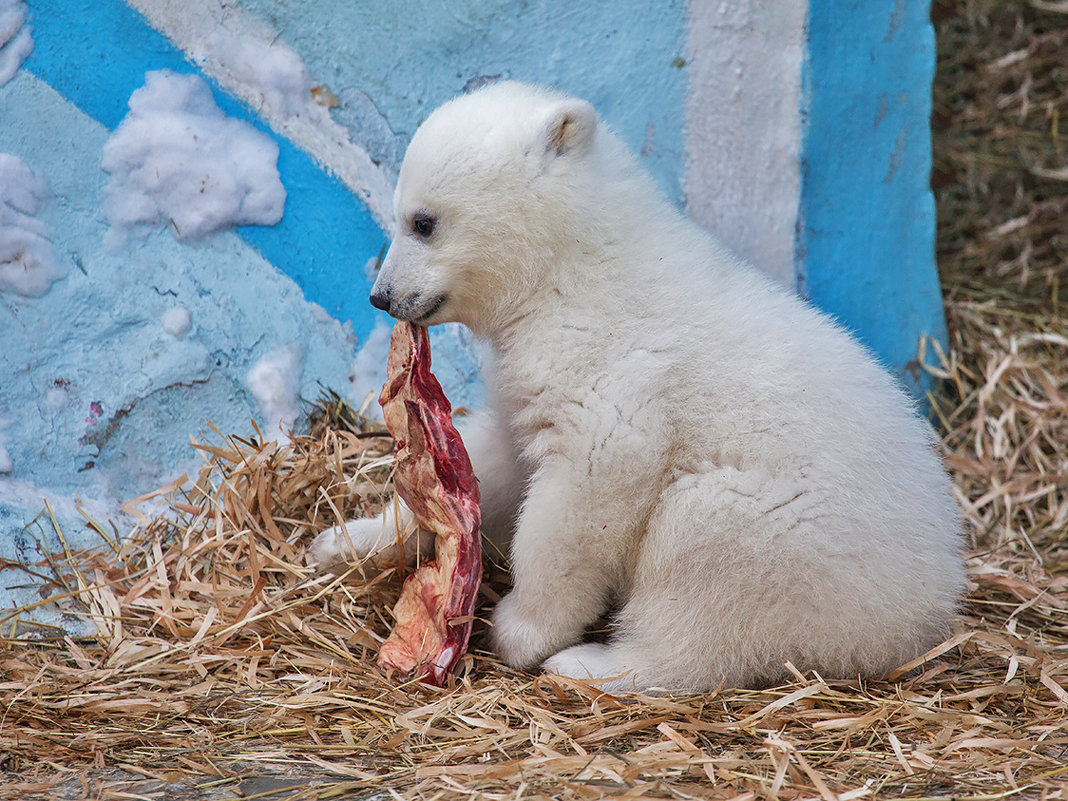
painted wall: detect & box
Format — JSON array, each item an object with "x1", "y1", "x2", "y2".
[
  {"x1": 0, "y1": 0, "x2": 944, "y2": 598},
  {"x1": 799, "y1": 0, "x2": 944, "y2": 389},
  {"x1": 684, "y1": 0, "x2": 806, "y2": 285}
]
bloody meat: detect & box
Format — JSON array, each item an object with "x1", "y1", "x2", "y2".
[{"x1": 375, "y1": 321, "x2": 482, "y2": 685}]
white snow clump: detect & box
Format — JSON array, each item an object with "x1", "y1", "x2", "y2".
[
  {"x1": 0, "y1": 154, "x2": 66, "y2": 297},
  {"x1": 0, "y1": 0, "x2": 32, "y2": 87},
  {"x1": 201, "y1": 30, "x2": 319, "y2": 121},
  {"x1": 101, "y1": 70, "x2": 286, "y2": 241},
  {"x1": 161, "y1": 305, "x2": 192, "y2": 338},
  {"x1": 0, "y1": 418, "x2": 12, "y2": 473},
  {"x1": 246, "y1": 345, "x2": 304, "y2": 443},
  {"x1": 0, "y1": 436, "x2": 11, "y2": 473}
]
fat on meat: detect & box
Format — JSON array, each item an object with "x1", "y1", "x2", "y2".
[{"x1": 376, "y1": 321, "x2": 482, "y2": 685}]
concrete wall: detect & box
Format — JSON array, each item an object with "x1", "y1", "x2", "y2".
[{"x1": 0, "y1": 0, "x2": 944, "y2": 591}]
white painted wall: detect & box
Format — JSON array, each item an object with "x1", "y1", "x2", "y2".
[{"x1": 683, "y1": 0, "x2": 806, "y2": 286}]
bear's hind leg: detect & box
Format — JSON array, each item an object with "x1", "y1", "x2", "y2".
[
  {"x1": 543, "y1": 643, "x2": 647, "y2": 693},
  {"x1": 598, "y1": 464, "x2": 944, "y2": 692}
]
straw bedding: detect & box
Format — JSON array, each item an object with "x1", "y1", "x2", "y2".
[{"x1": 2, "y1": 4, "x2": 1066, "y2": 799}]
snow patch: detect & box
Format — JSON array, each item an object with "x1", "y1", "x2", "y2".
[
  {"x1": 0, "y1": 475, "x2": 117, "y2": 527},
  {"x1": 349, "y1": 319, "x2": 392, "y2": 414},
  {"x1": 161, "y1": 305, "x2": 192, "y2": 338},
  {"x1": 0, "y1": 422, "x2": 12, "y2": 473},
  {"x1": 0, "y1": 0, "x2": 32, "y2": 87},
  {"x1": 202, "y1": 29, "x2": 319, "y2": 122},
  {"x1": 246, "y1": 345, "x2": 304, "y2": 443},
  {"x1": 44, "y1": 387, "x2": 68, "y2": 410},
  {"x1": 101, "y1": 70, "x2": 286, "y2": 242},
  {"x1": 0, "y1": 153, "x2": 66, "y2": 297}
]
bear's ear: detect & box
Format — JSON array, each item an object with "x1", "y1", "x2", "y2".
[{"x1": 537, "y1": 99, "x2": 597, "y2": 161}]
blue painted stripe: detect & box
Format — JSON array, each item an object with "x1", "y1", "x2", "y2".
[
  {"x1": 799, "y1": 0, "x2": 946, "y2": 399},
  {"x1": 25, "y1": 0, "x2": 387, "y2": 339}
]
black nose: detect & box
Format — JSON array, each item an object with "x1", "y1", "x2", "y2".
[{"x1": 369, "y1": 289, "x2": 391, "y2": 312}]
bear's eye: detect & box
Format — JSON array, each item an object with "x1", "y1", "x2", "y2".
[{"x1": 411, "y1": 212, "x2": 436, "y2": 239}]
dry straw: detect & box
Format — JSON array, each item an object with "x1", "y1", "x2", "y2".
[
  {"x1": 1, "y1": 310, "x2": 1066, "y2": 801},
  {"x1": 2, "y1": 4, "x2": 1067, "y2": 799}
]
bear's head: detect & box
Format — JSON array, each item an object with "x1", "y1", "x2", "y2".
[{"x1": 369, "y1": 82, "x2": 602, "y2": 337}]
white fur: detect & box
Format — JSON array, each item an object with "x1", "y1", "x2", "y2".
[{"x1": 312, "y1": 82, "x2": 964, "y2": 692}]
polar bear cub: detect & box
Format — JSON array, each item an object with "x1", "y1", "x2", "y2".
[{"x1": 311, "y1": 81, "x2": 964, "y2": 693}]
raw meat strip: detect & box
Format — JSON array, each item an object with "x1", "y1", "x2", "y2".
[{"x1": 376, "y1": 321, "x2": 482, "y2": 685}]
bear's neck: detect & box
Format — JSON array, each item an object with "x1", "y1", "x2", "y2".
[{"x1": 482, "y1": 198, "x2": 703, "y2": 347}]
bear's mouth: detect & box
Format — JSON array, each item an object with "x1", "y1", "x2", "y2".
[{"x1": 411, "y1": 293, "x2": 448, "y2": 325}]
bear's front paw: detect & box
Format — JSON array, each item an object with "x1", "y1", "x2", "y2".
[
  {"x1": 306, "y1": 517, "x2": 389, "y2": 571},
  {"x1": 307, "y1": 526, "x2": 344, "y2": 570},
  {"x1": 492, "y1": 592, "x2": 576, "y2": 669}
]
